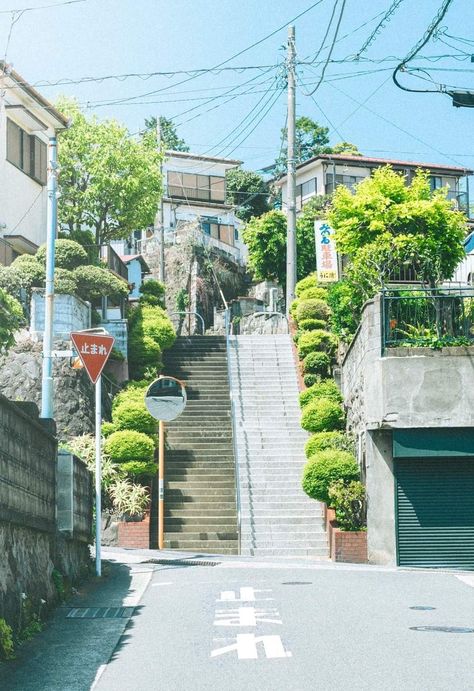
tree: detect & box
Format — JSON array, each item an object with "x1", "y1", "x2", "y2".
[
  {"x1": 57, "y1": 99, "x2": 162, "y2": 245},
  {"x1": 332, "y1": 142, "x2": 362, "y2": 156},
  {"x1": 0, "y1": 288, "x2": 24, "y2": 349},
  {"x1": 225, "y1": 168, "x2": 270, "y2": 221},
  {"x1": 144, "y1": 116, "x2": 189, "y2": 152}
]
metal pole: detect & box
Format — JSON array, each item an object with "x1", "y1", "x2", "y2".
[
  {"x1": 40, "y1": 136, "x2": 57, "y2": 419},
  {"x1": 158, "y1": 419, "x2": 165, "y2": 549},
  {"x1": 95, "y1": 376, "x2": 102, "y2": 577},
  {"x1": 286, "y1": 26, "x2": 297, "y2": 317},
  {"x1": 156, "y1": 117, "x2": 165, "y2": 284}
]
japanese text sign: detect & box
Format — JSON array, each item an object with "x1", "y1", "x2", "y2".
[
  {"x1": 314, "y1": 220, "x2": 338, "y2": 283},
  {"x1": 70, "y1": 332, "x2": 115, "y2": 384}
]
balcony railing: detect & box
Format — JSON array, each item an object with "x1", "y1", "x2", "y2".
[
  {"x1": 167, "y1": 185, "x2": 226, "y2": 204},
  {"x1": 100, "y1": 245, "x2": 129, "y2": 282},
  {"x1": 382, "y1": 287, "x2": 474, "y2": 352}
]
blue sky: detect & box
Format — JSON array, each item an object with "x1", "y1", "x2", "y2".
[{"x1": 2, "y1": 0, "x2": 474, "y2": 172}]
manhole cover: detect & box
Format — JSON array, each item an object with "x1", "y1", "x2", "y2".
[
  {"x1": 281, "y1": 581, "x2": 312, "y2": 585},
  {"x1": 410, "y1": 626, "x2": 474, "y2": 634},
  {"x1": 410, "y1": 606, "x2": 436, "y2": 611},
  {"x1": 66, "y1": 607, "x2": 135, "y2": 619},
  {"x1": 144, "y1": 558, "x2": 220, "y2": 567}
]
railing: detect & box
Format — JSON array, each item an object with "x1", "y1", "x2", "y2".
[
  {"x1": 224, "y1": 308, "x2": 241, "y2": 555},
  {"x1": 170, "y1": 311, "x2": 205, "y2": 335},
  {"x1": 100, "y1": 245, "x2": 129, "y2": 282},
  {"x1": 381, "y1": 287, "x2": 474, "y2": 352}
]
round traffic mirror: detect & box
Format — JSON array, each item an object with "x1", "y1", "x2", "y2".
[{"x1": 145, "y1": 376, "x2": 187, "y2": 422}]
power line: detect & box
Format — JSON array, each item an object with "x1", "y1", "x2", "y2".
[
  {"x1": 307, "y1": 0, "x2": 347, "y2": 96},
  {"x1": 0, "y1": 0, "x2": 84, "y2": 13},
  {"x1": 354, "y1": 0, "x2": 406, "y2": 59},
  {"x1": 296, "y1": 71, "x2": 345, "y2": 141}
]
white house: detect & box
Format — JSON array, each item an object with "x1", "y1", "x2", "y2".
[
  {"x1": 276, "y1": 153, "x2": 472, "y2": 217},
  {"x1": 0, "y1": 62, "x2": 69, "y2": 265}
]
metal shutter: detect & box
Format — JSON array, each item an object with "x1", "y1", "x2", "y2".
[{"x1": 396, "y1": 457, "x2": 474, "y2": 570}]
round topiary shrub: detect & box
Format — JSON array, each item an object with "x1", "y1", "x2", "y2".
[
  {"x1": 73, "y1": 265, "x2": 130, "y2": 302},
  {"x1": 101, "y1": 421, "x2": 116, "y2": 437},
  {"x1": 295, "y1": 273, "x2": 318, "y2": 297},
  {"x1": 54, "y1": 268, "x2": 78, "y2": 295},
  {"x1": 299, "y1": 380, "x2": 342, "y2": 408},
  {"x1": 296, "y1": 299, "x2": 331, "y2": 325},
  {"x1": 298, "y1": 330, "x2": 336, "y2": 359},
  {"x1": 303, "y1": 374, "x2": 319, "y2": 388},
  {"x1": 301, "y1": 397, "x2": 345, "y2": 433},
  {"x1": 303, "y1": 351, "x2": 331, "y2": 377},
  {"x1": 302, "y1": 449, "x2": 360, "y2": 504},
  {"x1": 104, "y1": 430, "x2": 155, "y2": 463},
  {"x1": 305, "y1": 431, "x2": 354, "y2": 459},
  {"x1": 112, "y1": 401, "x2": 156, "y2": 436},
  {"x1": 112, "y1": 383, "x2": 148, "y2": 410},
  {"x1": 289, "y1": 299, "x2": 300, "y2": 320},
  {"x1": 121, "y1": 460, "x2": 157, "y2": 478},
  {"x1": 298, "y1": 286, "x2": 328, "y2": 301},
  {"x1": 37, "y1": 239, "x2": 88, "y2": 271},
  {"x1": 298, "y1": 318, "x2": 327, "y2": 332},
  {"x1": 140, "y1": 279, "x2": 166, "y2": 307}
]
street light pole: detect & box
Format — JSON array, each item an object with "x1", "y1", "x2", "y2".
[
  {"x1": 286, "y1": 25, "x2": 297, "y2": 317},
  {"x1": 40, "y1": 136, "x2": 58, "y2": 419}
]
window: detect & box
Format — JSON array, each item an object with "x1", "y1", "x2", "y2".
[
  {"x1": 167, "y1": 171, "x2": 226, "y2": 203},
  {"x1": 6, "y1": 118, "x2": 47, "y2": 185},
  {"x1": 325, "y1": 172, "x2": 365, "y2": 194},
  {"x1": 430, "y1": 176, "x2": 442, "y2": 191},
  {"x1": 296, "y1": 177, "x2": 317, "y2": 210},
  {"x1": 200, "y1": 218, "x2": 235, "y2": 246}
]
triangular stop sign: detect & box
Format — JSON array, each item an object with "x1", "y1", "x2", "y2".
[{"x1": 70, "y1": 332, "x2": 115, "y2": 384}]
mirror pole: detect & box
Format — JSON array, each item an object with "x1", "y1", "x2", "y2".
[{"x1": 158, "y1": 419, "x2": 165, "y2": 549}]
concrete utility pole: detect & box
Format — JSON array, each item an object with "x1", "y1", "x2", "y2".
[
  {"x1": 286, "y1": 25, "x2": 297, "y2": 317},
  {"x1": 155, "y1": 116, "x2": 165, "y2": 284},
  {"x1": 40, "y1": 136, "x2": 58, "y2": 419}
]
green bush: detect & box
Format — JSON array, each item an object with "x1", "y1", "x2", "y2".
[
  {"x1": 128, "y1": 305, "x2": 175, "y2": 380},
  {"x1": 328, "y1": 479, "x2": 366, "y2": 530},
  {"x1": 104, "y1": 430, "x2": 155, "y2": 463},
  {"x1": 101, "y1": 421, "x2": 116, "y2": 437},
  {"x1": 303, "y1": 351, "x2": 331, "y2": 377},
  {"x1": 112, "y1": 401, "x2": 156, "y2": 436},
  {"x1": 298, "y1": 286, "x2": 328, "y2": 301},
  {"x1": 108, "y1": 479, "x2": 150, "y2": 516},
  {"x1": 298, "y1": 330, "x2": 336, "y2": 359},
  {"x1": 299, "y1": 380, "x2": 342, "y2": 408},
  {"x1": 0, "y1": 288, "x2": 24, "y2": 348},
  {"x1": 305, "y1": 431, "x2": 355, "y2": 458},
  {"x1": 289, "y1": 299, "x2": 300, "y2": 320},
  {"x1": 139, "y1": 279, "x2": 165, "y2": 307},
  {"x1": 301, "y1": 397, "x2": 345, "y2": 433},
  {"x1": 55, "y1": 268, "x2": 78, "y2": 295},
  {"x1": 112, "y1": 382, "x2": 148, "y2": 410},
  {"x1": 121, "y1": 460, "x2": 157, "y2": 478},
  {"x1": 303, "y1": 373, "x2": 319, "y2": 388},
  {"x1": 295, "y1": 299, "x2": 331, "y2": 324},
  {"x1": 295, "y1": 273, "x2": 318, "y2": 297},
  {"x1": 37, "y1": 239, "x2": 88, "y2": 270},
  {"x1": 73, "y1": 265, "x2": 129, "y2": 302},
  {"x1": 302, "y1": 449, "x2": 359, "y2": 504},
  {"x1": 298, "y1": 318, "x2": 327, "y2": 332}
]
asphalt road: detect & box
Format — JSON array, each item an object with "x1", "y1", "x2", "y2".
[{"x1": 2, "y1": 553, "x2": 474, "y2": 691}]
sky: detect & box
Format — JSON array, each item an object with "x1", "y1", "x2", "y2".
[{"x1": 1, "y1": 0, "x2": 474, "y2": 174}]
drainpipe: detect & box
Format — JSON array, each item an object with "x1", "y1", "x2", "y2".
[{"x1": 40, "y1": 136, "x2": 58, "y2": 419}]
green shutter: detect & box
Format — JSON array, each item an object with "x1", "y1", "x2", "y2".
[{"x1": 396, "y1": 457, "x2": 474, "y2": 570}]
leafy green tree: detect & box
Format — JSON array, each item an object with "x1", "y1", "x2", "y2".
[
  {"x1": 57, "y1": 99, "x2": 162, "y2": 245},
  {"x1": 332, "y1": 142, "x2": 362, "y2": 155},
  {"x1": 0, "y1": 288, "x2": 24, "y2": 349},
  {"x1": 144, "y1": 116, "x2": 189, "y2": 152},
  {"x1": 225, "y1": 168, "x2": 270, "y2": 221}
]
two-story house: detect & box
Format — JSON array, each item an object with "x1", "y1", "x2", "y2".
[
  {"x1": 0, "y1": 62, "x2": 69, "y2": 265},
  {"x1": 276, "y1": 153, "x2": 472, "y2": 216}
]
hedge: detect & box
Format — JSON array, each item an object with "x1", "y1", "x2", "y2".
[
  {"x1": 295, "y1": 299, "x2": 331, "y2": 324},
  {"x1": 298, "y1": 318, "x2": 327, "y2": 332},
  {"x1": 303, "y1": 351, "x2": 331, "y2": 377},
  {"x1": 295, "y1": 273, "x2": 318, "y2": 297},
  {"x1": 104, "y1": 430, "x2": 155, "y2": 463},
  {"x1": 305, "y1": 431, "x2": 354, "y2": 458},
  {"x1": 36, "y1": 239, "x2": 88, "y2": 271},
  {"x1": 302, "y1": 449, "x2": 360, "y2": 504},
  {"x1": 301, "y1": 397, "x2": 345, "y2": 433},
  {"x1": 298, "y1": 330, "x2": 336, "y2": 359},
  {"x1": 73, "y1": 265, "x2": 130, "y2": 302},
  {"x1": 112, "y1": 401, "x2": 156, "y2": 436},
  {"x1": 299, "y1": 380, "x2": 342, "y2": 408}
]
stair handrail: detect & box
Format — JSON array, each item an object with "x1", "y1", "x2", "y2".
[
  {"x1": 170, "y1": 311, "x2": 205, "y2": 335},
  {"x1": 224, "y1": 307, "x2": 241, "y2": 554},
  {"x1": 249, "y1": 311, "x2": 289, "y2": 334}
]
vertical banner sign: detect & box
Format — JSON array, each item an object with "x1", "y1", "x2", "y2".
[{"x1": 314, "y1": 220, "x2": 339, "y2": 283}]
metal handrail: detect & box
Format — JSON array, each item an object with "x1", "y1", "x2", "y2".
[
  {"x1": 170, "y1": 311, "x2": 205, "y2": 335},
  {"x1": 248, "y1": 311, "x2": 290, "y2": 334},
  {"x1": 224, "y1": 308, "x2": 241, "y2": 555}
]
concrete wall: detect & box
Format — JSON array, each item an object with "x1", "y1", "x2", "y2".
[{"x1": 30, "y1": 290, "x2": 91, "y2": 340}]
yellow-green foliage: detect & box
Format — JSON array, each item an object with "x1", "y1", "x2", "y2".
[
  {"x1": 128, "y1": 304, "x2": 176, "y2": 380},
  {"x1": 295, "y1": 298, "x2": 331, "y2": 324},
  {"x1": 299, "y1": 380, "x2": 342, "y2": 408},
  {"x1": 301, "y1": 397, "x2": 345, "y2": 433},
  {"x1": 305, "y1": 431, "x2": 354, "y2": 458},
  {"x1": 298, "y1": 286, "x2": 328, "y2": 301},
  {"x1": 302, "y1": 449, "x2": 359, "y2": 504},
  {"x1": 295, "y1": 273, "x2": 318, "y2": 297},
  {"x1": 0, "y1": 618, "x2": 14, "y2": 660},
  {"x1": 298, "y1": 330, "x2": 336, "y2": 359},
  {"x1": 105, "y1": 430, "x2": 155, "y2": 463}
]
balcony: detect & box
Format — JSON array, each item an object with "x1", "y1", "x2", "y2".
[{"x1": 100, "y1": 244, "x2": 129, "y2": 282}]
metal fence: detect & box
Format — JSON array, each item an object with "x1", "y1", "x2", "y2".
[{"x1": 382, "y1": 287, "x2": 474, "y2": 351}]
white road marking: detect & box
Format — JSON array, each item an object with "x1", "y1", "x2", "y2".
[
  {"x1": 122, "y1": 567, "x2": 153, "y2": 607},
  {"x1": 211, "y1": 634, "x2": 291, "y2": 660},
  {"x1": 217, "y1": 587, "x2": 273, "y2": 603},
  {"x1": 456, "y1": 574, "x2": 474, "y2": 588},
  {"x1": 151, "y1": 582, "x2": 173, "y2": 587},
  {"x1": 89, "y1": 664, "x2": 107, "y2": 690},
  {"x1": 214, "y1": 607, "x2": 282, "y2": 627}
]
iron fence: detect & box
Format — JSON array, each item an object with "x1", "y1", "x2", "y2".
[{"x1": 382, "y1": 287, "x2": 474, "y2": 352}]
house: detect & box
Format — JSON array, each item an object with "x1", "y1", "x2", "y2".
[
  {"x1": 118, "y1": 253, "x2": 150, "y2": 300},
  {"x1": 276, "y1": 153, "x2": 472, "y2": 216},
  {"x1": 0, "y1": 62, "x2": 69, "y2": 265}
]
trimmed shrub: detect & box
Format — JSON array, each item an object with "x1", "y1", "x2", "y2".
[
  {"x1": 113, "y1": 401, "x2": 156, "y2": 436},
  {"x1": 298, "y1": 318, "x2": 327, "y2": 332},
  {"x1": 55, "y1": 268, "x2": 78, "y2": 295},
  {"x1": 73, "y1": 265, "x2": 129, "y2": 302},
  {"x1": 303, "y1": 373, "x2": 319, "y2": 388},
  {"x1": 301, "y1": 397, "x2": 345, "y2": 433},
  {"x1": 298, "y1": 330, "x2": 336, "y2": 359},
  {"x1": 104, "y1": 430, "x2": 155, "y2": 463},
  {"x1": 303, "y1": 351, "x2": 331, "y2": 377},
  {"x1": 121, "y1": 460, "x2": 157, "y2": 478},
  {"x1": 302, "y1": 449, "x2": 359, "y2": 504},
  {"x1": 140, "y1": 279, "x2": 165, "y2": 307},
  {"x1": 128, "y1": 305, "x2": 175, "y2": 380},
  {"x1": 299, "y1": 380, "x2": 342, "y2": 408},
  {"x1": 0, "y1": 288, "x2": 24, "y2": 348},
  {"x1": 296, "y1": 299, "x2": 331, "y2": 324},
  {"x1": 298, "y1": 286, "x2": 328, "y2": 301},
  {"x1": 101, "y1": 421, "x2": 116, "y2": 437},
  {"x1": 289, "y1": 299, "x2": 300, "y2": 320},
  {"x1": 37, "y1": 239, "x2": 88, "y2": 270},
  {"x1": 305, "y1": 431, "x2": 354, "y2": 458},
  {"x1": 295, "y1": 273, "x2": 318, "y2": 297}
]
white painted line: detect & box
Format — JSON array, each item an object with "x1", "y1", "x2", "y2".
[
  {"x1": 214, "y1": 607, "x2": 282, "y2": 627},
  {"x1": 90, "y1": 664, "x2": 107, "y2": 690},
  {"x1": 217, "y1": 587, "x2": 273, "y2": 603},
  {"x1": 122, "y1": 567, "x2": 153, "y2": 607},
  {"x1": 456, "y1": 574, "x2": 474, "y2": 588},
  {"x1": 211, "y1": 634, "x2": 291, "y2": 660},
  {"x1": 151, "y1": 582, "x2": 173, "y2": 587}
]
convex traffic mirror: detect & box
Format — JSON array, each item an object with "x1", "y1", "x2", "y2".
[{"x1": 145, "y1": 376, "x2": 187, "y2": 422}]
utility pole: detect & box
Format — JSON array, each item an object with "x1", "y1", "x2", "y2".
[
  {"x1": 286, "y1": 25, "x2": 297, "y2": 317},
  {"x1": 40, "y1": 136, "x2": 58, "y2": 419},
  {"x1": 155, "y1": 117, "x2": 165, "y2": 284}
]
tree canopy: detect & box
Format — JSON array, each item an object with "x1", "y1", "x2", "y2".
[
  {"x1": 225, "y1": 168, "x2": 270, "y2": 221},
  {"x1": 144, "y1": 116, "x2": 189, "y2": 152},
  {"x1": 57, "y1": 99, "x2": 162, "y2": 245}
]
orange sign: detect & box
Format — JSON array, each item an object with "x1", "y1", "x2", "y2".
[{"x1": 70, "y1": 332, "x2": 115, "y2": 384}]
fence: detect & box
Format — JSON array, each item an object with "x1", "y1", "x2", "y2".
[{"x1": 382, "y1": 287, "x2": 474, "y2": 351}]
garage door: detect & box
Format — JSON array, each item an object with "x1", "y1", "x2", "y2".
[{"x1": 396, "y1": 457, "x2": 474, "y2": 569}]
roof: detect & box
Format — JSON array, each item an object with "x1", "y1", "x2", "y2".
[
  {"x1": 0, "y1": 61, "x2": 69, "y2": 129},
  {"x1": 119, "y1": 254, "x2": 150, "y2": 272},
  {"x1": 165, "y1": 150, "x2": 242, "y2": 166},
  {"x1": 276, "y1": 153, "x2": 473, "y2": 185}
]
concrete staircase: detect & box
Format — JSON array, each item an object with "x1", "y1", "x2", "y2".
[
  {"x1": 228, "y1": 334, "x2": 327, "y2": 557},
  {"x1": 162, "y1": 336, "x2": 238, "y2": 555}
]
